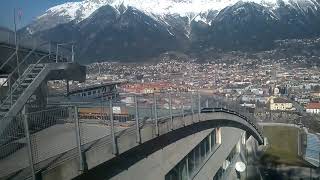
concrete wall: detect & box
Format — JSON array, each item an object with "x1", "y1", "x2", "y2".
[
  {"x1": 41, "y1": 111, "x2": 262, "y2": 180},
  {"x1": 110, "y1": 127, "x2": 246, "y2": 180},
  {"x1": 110, "y1": 128, "x2": 214, "y2": 180},
  {"x1": 194, "y1": 130, "x2": 260, "y2": 180},
  {"x1": 193, "y1": 128, "x2": 244, "y2": 180}
]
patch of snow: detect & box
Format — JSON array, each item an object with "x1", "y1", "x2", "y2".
[
  {"x1": 42, "y1": 0, "x2": 320, "y2": 22},
  {"x1": 34, "y1": 0, "x2": 320, "y2": 31}
]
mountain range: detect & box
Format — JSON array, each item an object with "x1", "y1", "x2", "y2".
[{"x1": 18, "y1": 0, "x2": 320, "y2": 63}]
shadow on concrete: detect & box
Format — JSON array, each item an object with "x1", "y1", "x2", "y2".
[{"x1": 74, "y1": 119, "x2": 258, "y2": 180}]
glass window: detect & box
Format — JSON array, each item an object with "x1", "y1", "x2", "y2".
[
  {"x1": 179, "y1": 159, "x2": 188, "y2": 180},
  {"x1": 165, "y1": 167, "x2": 179, "y2": 180},
  {"x1": 200, "y1": 140, "x2": 206, "y2": 160},
  {"x1": 213, "y1": 167, "x2": 224, "y2": 180},
  {"x1": 166, "y1": 130, "x2": 217, "y2": 180},
  {"x1": 211, "y1": 130, "x2": 216, "y2": 149},
  {"x1": 195, "y1": 145, "x2": 201, "y2": 168},
  {"x1": 205, "y1": 136, "x2": 210, "y2": 155},
  {"x1": 188, "y1": 149, "x2": 196, "y2": 176}
]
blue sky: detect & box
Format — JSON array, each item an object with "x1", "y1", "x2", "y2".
[{"x1": 0, "y1": 0, "x2": 80, "y2": 30}]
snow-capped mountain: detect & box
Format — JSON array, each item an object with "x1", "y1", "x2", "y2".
[
  {"x1": 42, "y1": 0, "x2": 320, "y2": 20},
  {"x1": 20, "y1": 0, "x2": 320, "y2": 63},
  {"x1": 26, "y1": 0, "x2": 320, "y2": 33}
]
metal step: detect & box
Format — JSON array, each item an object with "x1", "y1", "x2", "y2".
[
  {"x1": 31, "y1": 68, "x2": 42, "y2": 72},
  {"x1": 20, "y1": 83, "x2": 30, "y2": 87},
  {"x1": 0, "y1": 109, "x2": 9, "y2": 114},
  {"x1": 13, "y1": 89, "x2": 25, "y2": 95},
  {"x1": 11, "y1": 80, "x2": 29, "y2": 89},
  {"x1": 26, "y1": 73, "x2": 39, "y2": 77},
  {"x1": 33, "y1": 64, "x2": 45, "y2": 68},
  {"x1": 22, "y1": 78, "x2": 34, "y2": 82},
  {"x1": 0, "y1": 105, "x2": 10, "y2": 111},
  {"x1": 9, "y1": 95, "x2": 19, "y2": 99}
]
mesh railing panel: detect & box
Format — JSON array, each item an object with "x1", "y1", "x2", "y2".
[{"x1": 0, "y1": 92, "x2": 263, "y2": 179}]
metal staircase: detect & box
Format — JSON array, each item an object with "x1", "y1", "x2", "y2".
[
  {"x1": 0, "y1": 63, "x2": 54, "y2": 141},
  {"x1": 0, "y1": 63, "x2": 46, "y2": 118},
  {"x1": 0, "y1": 41, "x2": 85, "y2": 144}
]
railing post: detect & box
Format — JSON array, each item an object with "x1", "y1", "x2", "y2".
[
  {"x1": 9, "y1": 76, "x2": 12, "y2": 106},
  {"x1": 169, "y1": 92, "x2": 173, "y2": 130},
  {"x1": 198, "y1": 91, "x2": 201, "y2": 122},
  {"x1": 134, "y1": 95, "x2": 141, "y2": 144},
  {"x1": 205, "y1": 99, "x2": 209, "y2": 108},
  {"x1": 22, "y1": 106, "x2": 36, "y2": 180},
  {"x1": 56, "y1": 44, "x2": 59, "y2": 63},
  {"x1": 180, "y1": 102, "x2": 185, "y2": 127},
  {"x1": 181, "y1": 104, "x2": 185, "y2": 118},
  {"x1": 74, "y1": 106, "x2": 85, "y2": 172},
  {"x1": 71, "y1": 44, "x2": 75, "y2": 63},
  {"x1": 191, "y1": 92, "x2": 194, "y2": 122},
  {"x1": 153, "y1": 93, "x2": 159, "y2": 136},
  {"x1": 109, "y1": 100, "x2": 118, "y2": 154},
  {"x1": 14, "y1": 8, "x2": 20, "y2": 77}
]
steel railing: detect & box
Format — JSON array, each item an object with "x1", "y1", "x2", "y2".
[{"x1": 0, "y1": 92, "x2": 263, "y2": 180}]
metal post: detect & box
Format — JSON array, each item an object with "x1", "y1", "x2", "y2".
[
  {"x1": 56, "y1": 44, "x2": 59, "y2": 63},
  {"x1": 22, "y1": 106, "x2": 36, "y2": 180},
  {"x1": 9, "y1": 76, "x2": 12, "y2": 106},
  {"x1": 169, "y1": 92, "x2": 173, "y2": 130},
  {"x1": 14, "y1": 8, "x2": 20, "y2": 76},
  {"x1": 191, "y1": 92, "x2": 194, "y2": 122},
  {"x1": 206, "y1": 99, "x2": 209, "y2": 108},
  {"x1": 100, "y1": 96, "x2": 103, "y2": 120},
  {"x1": 245, "y1": 137, "x2": 248, "y2": 179},
  {"x1": 66, "y1": 80, "x2": 70, "y2": 96},
  {"x1": 74, "y1": 106, "x2": 84, "y2": 172},
  {"x1": 71, "y1": 44, "x2": 75, "y2": 62},
  {"x1": 181, "y1": 104, "x2": 184, "y2": 118},
  {"x1": 134, "y1": 96, "x2": 141, "y2": 143},
  {"x1": 110, "y1": 100, "x2": 117, "y2": 154},
  {"x1": 198, "y1": 91, "x2": 201, "y2": 122},
  {"x1": 154, "y1": 94, "x2": 159, "y2": 136}
]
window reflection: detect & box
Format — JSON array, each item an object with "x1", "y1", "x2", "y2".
[{"x1": 165, "y1": 129, "x2": 219, "y2": 180}]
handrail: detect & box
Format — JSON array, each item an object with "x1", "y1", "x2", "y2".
[
  {"x1": 0, "y1": 41, "x2": 57, "y2": 75},
  {"x1": 0, "y1": 54, "x2": 50, "y2": 110},
  {"x1": 0, "y1": 41, "x2": 50, "y2": 89},
  {"x1": 0, "y1": 93, "x2": 265, "y2": 180},
  {"x1": 0, "y1": 52, "x2": 16, "y2": 71}
]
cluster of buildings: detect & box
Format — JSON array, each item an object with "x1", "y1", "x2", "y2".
[{"x1": 48, "y1": 58, "x2": 320, "y2": 116}]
